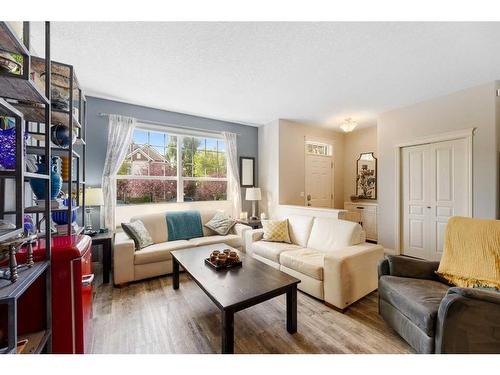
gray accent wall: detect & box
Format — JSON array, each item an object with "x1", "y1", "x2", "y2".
[{"x1": 85, "y1": 96, "x2": 258, "y2": 226}]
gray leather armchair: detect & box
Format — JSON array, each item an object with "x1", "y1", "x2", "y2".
[{"x1": 378, "y1": 255, "x2": 500, "y2": 353}]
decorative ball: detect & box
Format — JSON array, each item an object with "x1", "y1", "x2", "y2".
[{"x1": 51, "y1": 124, "x2": 76, "y2": 148}]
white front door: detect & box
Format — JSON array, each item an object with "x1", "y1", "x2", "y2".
[
  {"x1": 402, "y1": 138, "x2": 469, "y2": 260},
  {"x1": 305, "y1": 154, "x2": 332, "y2": 208}
]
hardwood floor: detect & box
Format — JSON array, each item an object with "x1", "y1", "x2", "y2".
[{"x1": 89, "y1": 273, "x2": 413, "y2": 354}]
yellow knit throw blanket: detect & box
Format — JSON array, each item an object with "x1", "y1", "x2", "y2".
[{"x1": 436, "y1": 216, "x2": 500, "y2": 289}]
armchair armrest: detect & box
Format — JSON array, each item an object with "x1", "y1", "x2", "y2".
[
  {"x1": 323, "y1": 243, "x2": 384, "y2": 310},
  {"x1": 435, "y1": 287, "x2": 500, "y2": 353},
  {"x1": 384, "y1": 255, "x2": 440, "y2": 280},
  {"x1": 113, "y1": 231, "x2": 136, "y2": 285},
  {"x1": 244, "y1": 228, "x2": 264, "y2": 256}
]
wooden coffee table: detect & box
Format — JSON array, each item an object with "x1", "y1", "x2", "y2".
[{"x1": 171, "y1": 243, "x2": 300, "y2": 354}]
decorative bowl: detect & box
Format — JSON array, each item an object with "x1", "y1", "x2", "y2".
[{"x1": 0, "y1": 51, "x2": 22, "y2": 74}]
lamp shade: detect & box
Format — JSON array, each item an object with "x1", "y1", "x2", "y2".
[
  {"x1": 245, "y1": 187, "x2": 261, "y2": 201},
  {"x1": 85, "y1": 187, "x2": 104, "y2": 206}
]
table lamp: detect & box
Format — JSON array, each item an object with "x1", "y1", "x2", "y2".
[
  {"x1": 84, "y1": 187, "x2": 104, "y2": 234},
  {"x1": 245, "y1": 187, "x2": 261, "y2": 220}
]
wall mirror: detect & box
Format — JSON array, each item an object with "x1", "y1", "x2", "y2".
[
  {"x1": 356, "y1": 152, "x2": 377, "y2": 199},
  {"x1": 240, "y1": 157, "x2": 255, "y2": 187}
]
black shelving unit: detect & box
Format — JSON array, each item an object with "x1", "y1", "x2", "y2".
[
  {"x1": 29, "y1": 56, "x2": 87, "y2": 235},
  {"x1": 0, "y1": 21, "x2": 52, "y2": 354}
]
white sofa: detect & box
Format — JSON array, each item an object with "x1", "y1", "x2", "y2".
[
  {"x1": 245, "y1": 215, "x2": 384, "y2": 310},
  {"x1": 113, "y1": 209, "x2": 249, "y2": 285}
]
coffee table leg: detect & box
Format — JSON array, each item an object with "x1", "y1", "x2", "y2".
[
  {"x1": 286, "y1": 285, "x2": 297, "y2": 333},
  {"x1": 172, "y1": 257, "x2": 179, "y2": 290},
  {"x1": 221, "y1": 309, "x2": 234, "y2": 354}
]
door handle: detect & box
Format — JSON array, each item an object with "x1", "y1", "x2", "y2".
[
  {"x1": 82, "y1": 274, "x2": 94, "y2": 287},
  {"x1": 427, "y1": 206, "x2": 431, "y2": 209},
  {"x1": 356, "y1": 206, "x2": 365, "y2": 209}
]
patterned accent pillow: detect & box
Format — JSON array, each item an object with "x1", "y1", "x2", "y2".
[
  {"x1": 204, "y1": 212, "x2": 236, "y2": 236},
  {"x1": 121, "y1": 220, "x2": 154, "y2": 250},
  {"x1": 262, "y1": 219, "x2": 291, "y2": 243}
]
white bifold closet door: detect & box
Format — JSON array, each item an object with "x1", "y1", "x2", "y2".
[{"x1": 402, "y1": 138, "x2": 469, "y2": 261}]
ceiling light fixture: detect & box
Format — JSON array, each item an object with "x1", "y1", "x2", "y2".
[{"x1": 340, "y1": 118, "x2": 358, "y2": 133}]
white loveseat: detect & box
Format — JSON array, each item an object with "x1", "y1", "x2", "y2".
[
  {"x1": 245, "y1": 215, "x2": 384, "y2": 310},
  {"x1": 114, "y1": 209, "x2": 249, "y2": 285}
]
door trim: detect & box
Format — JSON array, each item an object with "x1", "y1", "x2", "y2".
[{"x1": 394, "y1": 128, "x2": 475, "y2": 255}]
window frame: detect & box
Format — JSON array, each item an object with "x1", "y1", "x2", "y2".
[{"x1": 116, "y1": 125, "x2": 229, "y2": 204}]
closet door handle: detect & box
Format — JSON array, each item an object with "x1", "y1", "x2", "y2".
[{"x1": 356, "y1": 206, "x2": 365, "y2": 209}]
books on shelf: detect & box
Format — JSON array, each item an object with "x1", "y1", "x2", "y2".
[{"x1": 55, "y1": 223, "x2": 80, "y2": 235}]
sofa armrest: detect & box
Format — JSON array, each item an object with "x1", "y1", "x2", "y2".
[
  {"x1": 232, "y1": 223, "x2": 251, "y2": 251},
  {"x1": 233, "y1": 223, "x2": 249, "y2": 237},
  {"x1": 113, "y1": 231, "x2": 136, "y2": 285},
  {"x1": 323, "y1": 243, "x2": 384, "y2": 310},
  {"x1": 378, "y1": 258, "x2": 390, "y2": 279},
  {"x1": 385, "y1": 255, "x2": 440, "y2": 280},
  {"x1": 244, "y1": 228, "x2": 264, "y2": 256},
  {"x1": 435, "y1": 288, "x2": 500, "y2": 353}
]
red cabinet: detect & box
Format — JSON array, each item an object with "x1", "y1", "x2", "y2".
[
  {"x1": 51, "y1": 234, "x2": 93, "y2": 354},
  {"x1": 18, "y1": 234, "x2": 93, "y2": 353}
]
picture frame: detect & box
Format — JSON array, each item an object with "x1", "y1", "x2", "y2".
[
  {"x1": 356, "y1": 152, "x2": 377, "y2": 200},
  {"x1": 240, "y1": 156, "x2": 255, "y2": 187}
]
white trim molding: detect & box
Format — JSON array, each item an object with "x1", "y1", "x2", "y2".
[{"x1": 393, "y1": 127, "x2": 475, "y2": 255}]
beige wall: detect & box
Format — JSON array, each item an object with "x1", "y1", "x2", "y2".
[
  {"x1": 378, "y1": 81, "x2": 500, "y2": 251},
  {"x1": 343, "y1": 126, "x2": 378, "y2": 202},
  {"x1": 258, "y1": 119, "x2": 280, "y2": 217},
  {"x1": 278, "y1": 119, "x2": 345, "y2": 209}
]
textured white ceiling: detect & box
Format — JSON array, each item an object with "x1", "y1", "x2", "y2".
[{"x1": 31, "y1": 22, "x2": 500, "y2": 129}]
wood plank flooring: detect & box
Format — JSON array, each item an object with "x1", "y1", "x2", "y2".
[{"x1": 89, "y1": 273, "x2": 413, "y2": 354}]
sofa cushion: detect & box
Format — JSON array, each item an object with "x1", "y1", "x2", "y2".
[
  {"x1": 121, "y1": 220, "x2": 154, "y2": 250},
  {"x1": 188, "y1": 234, "x2": 242, "y2": 248},
  {"x1": 200, "y1": 209, "x2": 225, "y2": 236},
  {"x1": 306, "y1": 217, "x2": 364, "y2": 252},
  {"x1": 287, "y1": 215, "x2": 314, "y2": 247},
  {"x1": 204, "y1": 211, "x2": 236, "y2": 235},
  {"x1": 134, "y1": 240, "x2": 190, "y2": 265},
  {"x1": 252, "y1": 241, "x2": 301, "y2": 263},
  {"x1": 280, "y1": 248, "x2": 324, "y2": 280},
  {"x1": 131, "y1": 213, "x2": 168, "y2": 244},
  {"x1": 379, "y1": 275, "x2": 449, "y2": 336},
  {"x1": 261, "y1": 219, "x2": 291, "y2": 243}
]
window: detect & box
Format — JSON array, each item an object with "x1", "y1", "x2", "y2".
[
  {"x1": 116, "y1": 128, "x2": 227, "y2": 205},
  {"x1": 305, "y1": 141, "x2": 333, "y2": 156}
]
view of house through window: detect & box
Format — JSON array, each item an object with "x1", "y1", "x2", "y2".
[{"x1": 116, "y1": 127, "x2": 227, "y2": 204}]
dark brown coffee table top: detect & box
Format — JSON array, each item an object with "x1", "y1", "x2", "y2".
[{"x1": 170, "y1": 243, "x2": 300, "y2": 311}]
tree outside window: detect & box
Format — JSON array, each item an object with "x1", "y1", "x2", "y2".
[{"x1": 116, "y1": 128, "x2": 227, "y2": 205}]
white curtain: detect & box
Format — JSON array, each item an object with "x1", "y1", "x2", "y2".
[
  {"x1": 101, "y1": 115, "x2": 136, "y2": 230},
  {"x1": 222, "y1": 132, "x2": 242, "y2": 218}
]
